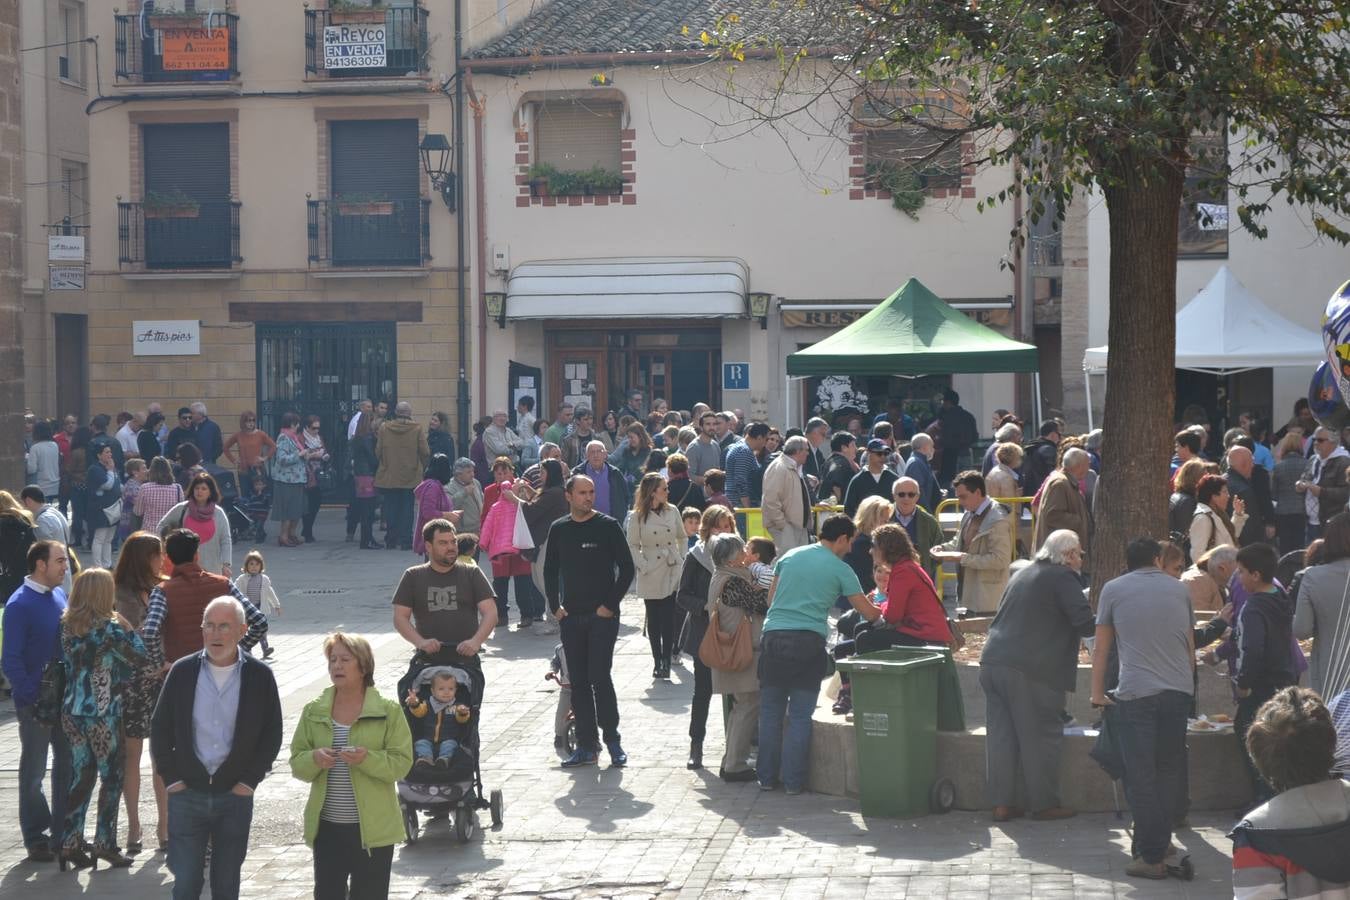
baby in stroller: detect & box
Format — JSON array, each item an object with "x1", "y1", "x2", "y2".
[{"x1": 405, "y1": 669, "x2": 472, "y2": 770}]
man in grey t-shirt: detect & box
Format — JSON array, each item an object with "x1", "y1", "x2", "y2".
[
  {"x1": 685, "y1": 413, "x2": 723, "y2": 486},
  {"x1": 1090, "y1": 538, "x2": 1195, "y2": 880}
]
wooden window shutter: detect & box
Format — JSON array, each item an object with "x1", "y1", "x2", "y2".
[{"x1": 535, "y1": 100, "x2": 622, "y2": 171}]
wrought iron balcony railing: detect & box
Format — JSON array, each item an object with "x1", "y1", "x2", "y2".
[
  {"x1": 119, "y1": 200, "x2": 242, "y2": 270},
  {"x1": 304, "y1": 6, "x2": 429, "y2": 78},
  {"x1": 114, "y1": 12, "x2": 239, "y2": 83},
  {"x1": 307, "y1": 197, "x2": 431, "y2": 268}
]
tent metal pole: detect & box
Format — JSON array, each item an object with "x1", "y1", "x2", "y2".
[
  {"x1": 1033, "y1": 372, "x2": 1043, "y2": 426},
  {"x1": 785, "y1": 374, "x2": 790, "y2": 428},
  {"x1": 1084, "y1": 369, "x2": 1094, "y2": 431}
]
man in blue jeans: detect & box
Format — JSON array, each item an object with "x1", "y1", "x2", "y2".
[
  {"x1": 151, "y1": 597, "x2": 283, "y2": 899},
  {"x1": 1, "y1": 541, "x2": 72, "y2": 862},
  {"x1": 1091, "y1": 537, "x2": 1195, "y2": 880},
  {"x1": 544, "y1": 474, "x2": 636, "y2": 769},
  {"x1": 757, "y1": 514, "x2": 881, "y2": 794}
]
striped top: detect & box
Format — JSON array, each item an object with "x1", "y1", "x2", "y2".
[{"x1": 320, "y1": 721, "x2": 360, "y2": 824}]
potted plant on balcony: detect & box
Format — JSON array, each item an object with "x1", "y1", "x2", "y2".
[
  {"x1": 865, "y1": 163, "x2": 926, "y2": 220},
  {"x1": 335, "y1": 192, "x2": 394, "y2": 216},
  {"x1": 582, "y1": 165, "x2": 624, "y2": 196},
  {"x1": 328, "y1": 0, "x2": 388, "y2": 25},
  {"x1": 143, "y1": 189, "x2": 200, "y2": 219},
  {"x1": 146, "y1": 5, "x2": 209, "y2": 29},
  {"x1": 528, "y1": 163, "x2": 555, "y2": 198}
]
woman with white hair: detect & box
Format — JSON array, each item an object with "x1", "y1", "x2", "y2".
[
  {"x1": 979, "y1": 528, "x2": 1096, "y2": 822},
  {"x1": 705, "y1": 532, "x2": 768, "y2": 782}
]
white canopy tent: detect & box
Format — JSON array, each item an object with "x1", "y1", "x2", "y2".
[{"x1": 1081, "y1": 266, "x2": 1324, "y2": 429}]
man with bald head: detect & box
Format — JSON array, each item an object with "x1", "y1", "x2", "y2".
[
  {"x1": 1225, "y1": 443, "x2": 1276, "y2": 546},
  {"x1": 892, "y1": 476, "x2": 945, "y2": 575},
  {"x1": 1033, "y1": 447, "x2": 1093, "y2": 552},
  {"x1": 545, "y1": 474, "x2": 635, "y2": 769},
  {"x1": 572, "y1": 439, "x2": 629, "y2": 519},
  {"x1": 152, "y1": 595, "x2": 282, "y2": 900},
  {"x1": 903, "y1": 432, "x2": 943, "y2": 514}
]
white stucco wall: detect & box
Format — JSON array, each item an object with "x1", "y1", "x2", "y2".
[{"x1": 471, "y1": 62, "x2": 1023, "y2": 420}]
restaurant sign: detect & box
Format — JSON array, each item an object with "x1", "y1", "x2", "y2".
[
  {"x1": 781, "y1": 310, "x2": 867, "y2": 329},
  {"x1": 160, "y1": 26, "x2": 231, "y2": 71}
]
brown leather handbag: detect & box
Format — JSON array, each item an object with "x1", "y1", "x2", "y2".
[{"x1": 699, "y1": 605, "x2": 754, "y2": 672}]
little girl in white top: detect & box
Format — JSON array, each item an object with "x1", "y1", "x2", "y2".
[{"x1": 234, "y1": 549, "x2": 282, "y2": 659}]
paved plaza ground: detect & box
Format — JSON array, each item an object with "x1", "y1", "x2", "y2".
[{"x1": 0, "y1": 510, "x2": 1240, "y2": 898}]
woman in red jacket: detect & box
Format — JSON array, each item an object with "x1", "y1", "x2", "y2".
[
  {"x1": 860, "y1": 523, "x2": 952, "y2": 650},
  {"x1": 830, "y1": 523, "x2": 952, "y2": 714}
]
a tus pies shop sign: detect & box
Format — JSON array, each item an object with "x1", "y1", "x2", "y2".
[{"x1": 133, "y1": 320, "x2": 201, "y2": 356}]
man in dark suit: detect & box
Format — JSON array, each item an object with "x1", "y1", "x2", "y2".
[
  {"x1": 151, "y1": 596, "x2": 282, "y2": 900},
  {"x1": 1225, "y1": 443, "x2": 1276, "y2": 546},
  {"x1": 802, "y1": 417, "x2": 830, "y2": 498}
]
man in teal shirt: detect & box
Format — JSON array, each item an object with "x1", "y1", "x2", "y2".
[{"x1": 758, "y1": 515, "x2": 881, "y2": 794}]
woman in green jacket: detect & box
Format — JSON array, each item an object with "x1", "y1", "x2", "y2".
[{"x1": 290, "y1": 632, "x2": 412, "y2": 900}]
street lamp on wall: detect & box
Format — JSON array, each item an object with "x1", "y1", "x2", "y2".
[
  {"x1": 419, "y1": 133, "x2": 456, "y2": 212},
  {"x1": 748, "y1": 292, "x2": 772, "y2": 330},
  {"x1": 484, "y1": 291, "x2": 506, "y2": 329}
]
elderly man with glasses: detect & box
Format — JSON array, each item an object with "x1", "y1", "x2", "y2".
[
  {"x1": 890, "y1": 476, "x2": 945, "y2": 577},
  {"x1": 1296, "y1": 427, "x2": 1350, "y2": 542}
]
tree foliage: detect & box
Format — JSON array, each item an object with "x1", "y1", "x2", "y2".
[{"x1": 691, "y1": 0, "x2": 1350, "y2": 590}]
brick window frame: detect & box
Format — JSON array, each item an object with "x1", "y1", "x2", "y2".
[
  {"x1": 513, "y1": 90, "x2": 636, "y2": 208},
  {"x1": 128, "y1": 109, "x2": 240, "y2": 202},
  {"x1": 847, "y1": 90, "x2": 975, "y2": 203}
]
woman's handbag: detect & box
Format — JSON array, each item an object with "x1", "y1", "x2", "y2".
[
  {"x1": 353, "y1": 474, "x2": 376, "y2": 499},
  {"x1": 314, "y1": 464, "x2": 335, "y2": 494},
  {"x1": 102, "y1": 496, "x2": 123, "y2": 526},
  {"x1": 699, "y1": 605, "x2": 754, "y2": 672},
  {"x1": 512, "y1": 502, "x2": 535, "y2": 552},
  {"x1": 33, "y1": 658, "x2": 66, "y2": 728}
]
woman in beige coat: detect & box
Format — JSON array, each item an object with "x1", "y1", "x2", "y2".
[
  {"x1": 627, "y1": 472, "x2": 687, "y2": 679},
  {"x1": 705, "y1": 532, "x2": 767, "y2": 783}
]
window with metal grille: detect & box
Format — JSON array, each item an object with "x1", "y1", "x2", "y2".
[
  {"x1": 1178, "y1": 125, "x2": 1228, "y2": 258},
  {"x1": 859, "y1": 91, "x2": 964, "y2": 191},
  {"x1": 534, "y1": 100, "x2": 622, "y2": 172},
  {"x1": 58, "y1": 160, "x2": 87, "y2": 223}
]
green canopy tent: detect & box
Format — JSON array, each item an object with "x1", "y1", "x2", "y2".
[{"x1": 784, "y1": 277, "x2": 1041, "y2": 423}]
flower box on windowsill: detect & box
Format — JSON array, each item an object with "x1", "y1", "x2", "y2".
[
  {"x1": 336, "y1": 200, "x2": 395, "y2": 216},
  {"x1": 144, "y1": 204, "x2": 200, "y2": 219},
  {"x1": 328, "y1": 8, "x2": 388, "y2": 24}
]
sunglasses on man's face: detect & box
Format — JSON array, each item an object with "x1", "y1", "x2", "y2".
[
  {"x1": 180, "y1": 415, "x2": 191, "y2": 421},
  {"x1": 895, "y1": 491, "x2": 918, "y2": 498}
]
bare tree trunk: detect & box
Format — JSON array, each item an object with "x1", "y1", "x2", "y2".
[
  {"x1": 0, "y1": 2, "x2": 23, "y2": 490},
  {"x1": 1091, "y1": 159, "x2": 1184, "y2": 601}
]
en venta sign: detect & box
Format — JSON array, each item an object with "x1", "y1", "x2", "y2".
[
  {"x1": 159, "y1": 25, "x2": 230, "y2": 71},
  {"x1": 323, "y1": 24, "x2": 386, "y2": 69},
  {"x1": 133, "y1": 320, "x2": 201, "y2": 357}
]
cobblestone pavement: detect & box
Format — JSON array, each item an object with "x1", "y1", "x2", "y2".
[{"x1": 0, "y1": 511, "x2": 1238, "y2": 898}]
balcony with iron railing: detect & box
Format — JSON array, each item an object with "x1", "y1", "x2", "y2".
[
  {"x1": 1028, "y1": 231, "x2": 1063, "y2": 268},
  {"x1": 304, "y1": 5, "x2": 429, "y2": 79},
  {"x1": 119, "y1": 200, "x2": 242, "y2": 271},
  {"x1": 115, "y1": 12, "x2": 239, "y2": 83},
  {"x1": 307, "y1": 197, "x2": 431, "y2": 269}
]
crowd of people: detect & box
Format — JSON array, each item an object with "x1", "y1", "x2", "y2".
[{"x1": 3, "y1": 389, "x2": 1350, "y2": 898}]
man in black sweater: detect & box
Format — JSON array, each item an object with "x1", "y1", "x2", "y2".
[
  {"x1": 543, "y1": 474, "x2": 636, "y2": 769},
  {"x1": 151, "y1": 596, "x2": 282, "y2": 900}
]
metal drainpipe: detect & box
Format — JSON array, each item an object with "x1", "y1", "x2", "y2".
[
  {"x1": 465, "y1": 68, "x2": 488, "y2": 422},
  {"x1": 454, "y1": 0, "x2": 470, "y2": 448}
]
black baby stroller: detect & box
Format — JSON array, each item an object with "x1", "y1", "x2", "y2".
[
  {"x1": 396, "y1": 651, "x2": 503, "y2": 844},
  {"x1": 203, "y1": 464, "x2": 256, "y2": 541}
]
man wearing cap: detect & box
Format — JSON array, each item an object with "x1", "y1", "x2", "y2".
[{"x1": 843, "y1": 439, "x2": 899, "y2": 517}]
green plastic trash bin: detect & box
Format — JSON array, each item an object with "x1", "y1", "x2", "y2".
[
  {"x1": 836, "y1": 649, "x2": 956, "y2": 817},
  {"x1": 883, "y1": 645, "x2": 967, "y2": 732}
]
